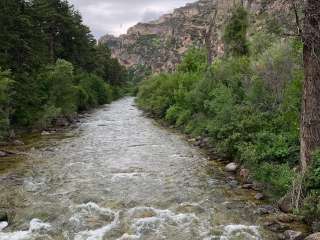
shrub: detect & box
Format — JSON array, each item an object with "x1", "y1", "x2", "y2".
[
  {"x1": 137, "y1": 39, "x2": 303, "y2": 197},
  {"x1": 254, "y1": 163, "x2": 295, "y2": 196},
  {"x1": 0, "y1": 69, "x2": 13, "y2": 139},
  {"x1": 302, "y1": 151, "x2": 320, "y2": 223},
  {"x1": 38, "y1": 59, "x2": 77, "y2": 117},
  {"x1": 75, "y1": 72, "x2": 113, "y2": 111}
]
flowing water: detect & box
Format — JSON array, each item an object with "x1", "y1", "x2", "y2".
[{"x1": 0, "y1": 97, "x2": 276, "y2": 240}]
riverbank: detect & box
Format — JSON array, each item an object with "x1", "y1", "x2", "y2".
[{"x1": 139, "y1": 107, "x2": 310, "y2": 239}]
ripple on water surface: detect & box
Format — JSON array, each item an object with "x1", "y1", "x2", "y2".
[{"x1": 0, "y1": 98, "x2": 274, "y2": 239}]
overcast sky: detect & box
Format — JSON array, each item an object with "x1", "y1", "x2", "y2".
[{"x1": 68, "y1": 0, "x2": 196, "y2": 39}]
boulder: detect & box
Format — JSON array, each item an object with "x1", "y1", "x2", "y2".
[
  {"x1": 255, "y1": 205, "x2": 276, "y2": 215},
  {"x1": 278, "y1": 195, "x2": 293, "y2": 213},
  {"x1": 305, "y1": 233, "x2": 320, "y2": 240},
  {"x1": 225, "y1": 162, "x2": 238, "y2": 172},
  {"x1": 284, "y1": 230, "x2": 303, "y2": 240}
]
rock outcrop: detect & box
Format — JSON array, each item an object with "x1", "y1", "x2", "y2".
[{"x1": 100, "y1": 0, "x2": 269, "y2": 73}]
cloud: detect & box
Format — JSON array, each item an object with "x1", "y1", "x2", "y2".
[{"x1": 68, "y1": 0, "x2": 196, "y2": 39}]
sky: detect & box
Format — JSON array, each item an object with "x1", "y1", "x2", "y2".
[{"x1": 68, "y1": 0, "x2": 196, "y2": 39}]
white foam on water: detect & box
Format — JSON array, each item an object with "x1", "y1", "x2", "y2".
[
  {"x1": 0, "y1": 219, "x2": 51, "y2": 240},
  {"x1": 69, "y1": 202, "x2": 116, "y2": 235},
  {"x1": 76, "y1": 202, "x2": 114, "y2": 217},
  {"x1": 70, "y1": 202, "x2": 115, "y2": 223},
  {"x1": 128, "y1": 206, "x2": 199, "y2": 238},
  {"x1": 74, "y1": 212, "x2": 119, "y2": 240},
  {"x1": 219, "y1": 224, "x2": 261, "y2": 240}
]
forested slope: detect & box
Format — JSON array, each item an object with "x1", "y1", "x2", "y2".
[{"x1": 0, "y1": 0, "x2": 128, "y2": 141}]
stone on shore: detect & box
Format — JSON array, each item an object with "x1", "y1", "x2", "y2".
[{"x1": 225, "y1": 162, "x2": 238, "y2": 172}]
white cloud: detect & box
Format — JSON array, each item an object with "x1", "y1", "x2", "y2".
[{"x1": 68, "y1": 0, "x2": 196, "y2": 38}]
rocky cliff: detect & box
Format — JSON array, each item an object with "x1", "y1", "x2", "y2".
[{"x1": 100, "y1": 0, "x2": 289, "y2": 73}]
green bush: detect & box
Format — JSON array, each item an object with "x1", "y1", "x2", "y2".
[
  {"x1": 0, "y1": 69, "x2": 13, "y2": 139},
  {"x1": 38, "y1": 59, "x2": 77, "y2": 116},
  {"x1": 137, "y1": 39, "x2": 303, "y2": 196},
  {"x1": 254, "y1": 163, "x2": 295, "y2": 196},
  {"x1": 75, "y1": 72, "x2": 113, "y2": 111},
  {"x1": 224, "y1": 5, "x2": 249, "y2": 56},
  {"x1": 301, "y1": 151, "x2": 320, "y2": 223}
]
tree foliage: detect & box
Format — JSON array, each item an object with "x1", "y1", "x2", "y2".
[
  {"x1": 0, "y1": 0, "x2": 128, "y2": 134},
  {"x1": 223, "y1": 5, "x2": 249, "y2": 57},
  {"x1": 137, "y1": 36, "x2": 303, "y2": 197}
]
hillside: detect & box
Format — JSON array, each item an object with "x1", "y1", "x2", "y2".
[{"x1": 100, "y1": 0, "x2": 274, "y2": 73}]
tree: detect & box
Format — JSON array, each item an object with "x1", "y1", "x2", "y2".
[
  {"x1": 300, "y1": 0, "x2": 320, "y2": 173},
  {"x1": 204, "y1": 2, "x2": 218, "y2": 64},
  {"x1": 223, "y1": 5, "x2": 249, "y2": 57},
  {"x1": 0, "y1": 69, "x2": 13, "y2": 139}
]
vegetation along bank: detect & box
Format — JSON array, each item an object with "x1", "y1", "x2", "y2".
[
  {"x1": 136, "y1": 2, "x2": 320, "y2": 235},
  {"x1": 0, "y1": 0, "x2": 130, "y2": 145}
]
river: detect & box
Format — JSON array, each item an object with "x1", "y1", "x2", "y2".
[{"x1": 0, "y1": 97, "x2": 276, "y2": 240}]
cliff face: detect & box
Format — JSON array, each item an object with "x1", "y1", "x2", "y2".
[{"x1": 100, "y1": 0, "x2": 281, "y2": 73}]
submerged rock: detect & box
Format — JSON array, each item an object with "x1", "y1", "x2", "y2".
[{"x1": 225, "y1": 162, "x2": 238, "y2": 172}]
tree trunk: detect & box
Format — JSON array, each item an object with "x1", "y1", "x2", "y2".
[
  {"x1": 300, "y1": 0, "x2": 320, "y2": 173},
  {"x1": 204, "y1": 7, "x2": 218, "y2": 64}
]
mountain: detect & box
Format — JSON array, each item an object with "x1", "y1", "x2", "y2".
[{"x1": 99, "y1": 0, "x2": 287, "y2": 73}]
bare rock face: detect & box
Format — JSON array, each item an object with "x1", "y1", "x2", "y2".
[{"x1": 100, "y1": 0, "x2": 268, "y2": 73}]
